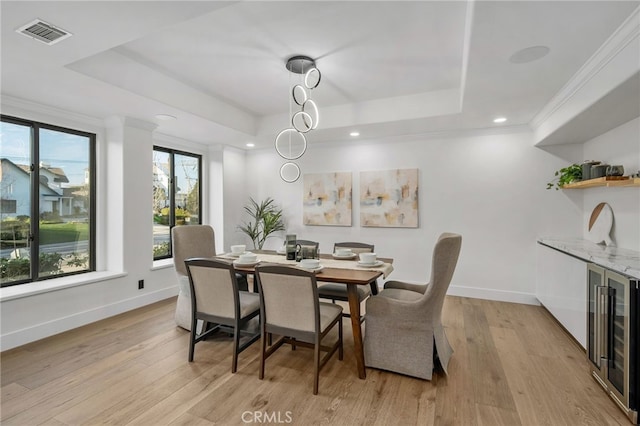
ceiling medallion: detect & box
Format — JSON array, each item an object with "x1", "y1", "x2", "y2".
[{"x1": 275, "y1": 55, "x2": 321, "y2": 183}]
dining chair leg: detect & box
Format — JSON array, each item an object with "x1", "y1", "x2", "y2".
[
  {"x1": 231, "y1": 322, "x2": 240, "y2": 373},
  {"x1": 338, "y1": 317, "x2": 344, "y2": 360},
  {"x1": 313, "y1": 338, "x2": 320, "y2": 395},
  {"x1": 259, "y1": 334, "x2": 267, "y2": 380},
  {"x1": 188, "y1": 319, "x2": 197, "y2": 362},
  {"x1": 291, "y1": 338, "x2": 297, "y2": 351}
]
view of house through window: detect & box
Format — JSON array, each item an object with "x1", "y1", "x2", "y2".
[
  {"x1": 0, "y1": 116, "x2": 96, "y2": 287},
  {"x1": 153, "y1": 147, "x2": 201, "y2": 260}
]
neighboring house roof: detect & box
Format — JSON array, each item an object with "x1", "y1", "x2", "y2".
[
  {"x1": 17, "y1": 163, "x2": 70, "y2": 183},
  {"x1": 46, "y1": 167, "x2": 69, "y2": 183},
  {"x1": 16, "y1": 164, "x2": 30, "y2": 173},
  {"x1": 1, "y1": 158, "x2": 61, "y2": 196}
]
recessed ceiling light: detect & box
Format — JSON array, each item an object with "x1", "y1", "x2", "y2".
[
  {"x1": 155, "y1": 114, "x2": 176, "y2": 121},
  {"x1": 493, "y1": 117, "x2": 507, "y2": 123},
  {"x1": 246, "y1": 143, "x2": 255, "y2": 148},
  {"x1": 509, "y1": 46, "x2": 550, "y2": 64},
  {"x1": 350, "y1": 131, "x2": 360, "y2": 137}
]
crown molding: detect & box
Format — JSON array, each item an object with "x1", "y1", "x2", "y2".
[
  {"x1": 0, "y1": 94, "x2": 104, "y2": 129},
  {"x1": 531, "y1": 6, "x2": 640, "y2": 129}
]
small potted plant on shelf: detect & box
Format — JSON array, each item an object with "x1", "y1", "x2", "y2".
[
  {"x1": 238, "y1": 197, "x2": 286, "y2": 249},
  {"x1": 546, "y1": 164, "x2": 582, "y2": 190}
]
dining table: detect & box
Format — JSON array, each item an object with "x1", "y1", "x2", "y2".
[{"x1": 218, "y1": 249, "x2": 394, "y2": 379}]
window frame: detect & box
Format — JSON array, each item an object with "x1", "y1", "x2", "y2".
[
  {"x1": 0, "y1": 114, "x2": 96, "y2": 287},
  {"x1": 152, "y1": 146, "x2": 202, "y2": 261}
]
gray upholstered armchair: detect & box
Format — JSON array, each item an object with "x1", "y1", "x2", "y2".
[{"x1": 363, "y1": 232, "x2": 462, "y2": 380}]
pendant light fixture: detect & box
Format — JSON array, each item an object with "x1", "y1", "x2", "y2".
[{"x1": 275, "y1": 55, "x2": 321, "y2": 183}]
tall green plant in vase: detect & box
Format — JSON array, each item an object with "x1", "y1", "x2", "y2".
[{"x1": 238, "y1": 197, "x2": 286, "y2": 249}]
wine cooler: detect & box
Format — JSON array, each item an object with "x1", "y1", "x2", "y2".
[{"x1": 587, "y1": 264, "x2": 639, "y2": 424}]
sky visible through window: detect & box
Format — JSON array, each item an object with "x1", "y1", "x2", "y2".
[{"x1": 1, "y1": 123, "x2": 89, "y2": 186}]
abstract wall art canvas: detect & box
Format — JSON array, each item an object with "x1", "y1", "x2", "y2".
[
  {"x1": 303, "y1": 172, "x2": 352, "y2": 226},
  {"x1": 360, "y1": 168, "x2": 419, "y2": 228}
]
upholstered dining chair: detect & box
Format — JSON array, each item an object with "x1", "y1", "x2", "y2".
[
  {"x1": 172, "y1": 225, "x2": 247, "y2": 330},
  {"x1": 296, "y1": 240, "x2": 319, "y2": 258},
  {"x1": 254, "y1": 265, "x2": 343, "y2": 395},
  {"x1": 185, "y1": 258, "x2": 260, "y2": 373},
  {"x1": 317, "y1": 242, "x2": 377, "y2": 322},
  {"x1": 363, "y1": 233, "x2": 462, "y2": 380}
]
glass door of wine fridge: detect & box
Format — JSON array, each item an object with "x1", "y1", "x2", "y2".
[
  {"x1": 588, "y1": 263, "x2": 638, "y2": 423},
  {"x1": 604, "y1": 270, "x2": 631, "y2": 407}
]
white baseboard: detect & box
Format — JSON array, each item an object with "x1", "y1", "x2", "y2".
[
  {"x1": 0, "y1": 287, "x2": 178, "y2": 351},
  {"x1": 447, "y1": 285, "x2": 540, "y2": 306}
]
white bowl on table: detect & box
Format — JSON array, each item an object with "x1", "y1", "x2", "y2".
[
  {"x1": 359, "y1": 252, "x2": 377, "y2": 265},
  {"x1": 237, "y1": 252, "x2": 257, "y2": 264},
  {"x1": 335, "y1": 248, "x2": 353, "y2": 257},
  {"x1": 230, "y1": 245, "x2": 246, "y2": 255},
  {"x1": 299, "y1": 259, "x2": 320, "y2": 269}
]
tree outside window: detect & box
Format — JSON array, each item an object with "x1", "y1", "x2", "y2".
[{"x1": 153, "y1": 147, "x2": 201, "y2": 260}]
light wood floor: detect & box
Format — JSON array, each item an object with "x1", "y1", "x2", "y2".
[{"x1": 1, "y1": 296, "x2": 631, "y2": 425}]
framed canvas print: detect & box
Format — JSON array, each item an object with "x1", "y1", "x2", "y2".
[
  {"x1": 303, "y1": 172, "x2": 352, "y2": 226},
  {"x1": 360, "y1": 168, "x2": 419, "y2": 228}
]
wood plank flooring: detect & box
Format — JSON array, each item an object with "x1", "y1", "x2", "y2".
[{"x1": 0, "y1": 296, "x2": 631, "y2": 425}]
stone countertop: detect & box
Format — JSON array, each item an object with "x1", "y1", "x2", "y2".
[{"x1": 538, "y1": 237, "x2": 640, "y2": 279}]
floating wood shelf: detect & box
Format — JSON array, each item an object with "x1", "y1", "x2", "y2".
[{"x1": 562, "y1": 176, "x2": 640, "y2": 189}]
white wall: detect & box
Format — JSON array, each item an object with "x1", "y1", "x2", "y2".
[
  {"x1": 245, "y1": 129, "x2": 583, "y2": 304},
  {"x1": 222, "y1": 147, "x2": 250, "y2": 250},
  {"x1": 583, "y1": 117, "x2": 640, "y2": 250}
]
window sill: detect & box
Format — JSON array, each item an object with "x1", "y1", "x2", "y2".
[
  {"x1": 0, "y1": 271, "x2": 127, "y2": 302},
  {"x1": 152, "y1": 258, "x2": 174, "y2": 271}
]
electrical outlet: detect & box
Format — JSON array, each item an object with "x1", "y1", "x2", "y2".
[{"x1": 138, "y1": 279, "x2": 144, "y2": 289}]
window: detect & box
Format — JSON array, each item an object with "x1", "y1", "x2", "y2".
[
  {"x1": 153, "y1": 147, "x2": 201, "y2": 260},
  {"x1": 1, "y1": 199, "x2": 17, "y2": 213},
  {"x1": 0, "y1": 115, "x2": 96, "y2": 287}
]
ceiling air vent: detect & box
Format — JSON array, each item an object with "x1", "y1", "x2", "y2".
[{"x1": 16, "y1": 19, "x2": 72, "y2": 45}]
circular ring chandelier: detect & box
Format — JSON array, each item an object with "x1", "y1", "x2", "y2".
[{"x1": 275, "y1": 55, "x2": 321, "y2": 183}]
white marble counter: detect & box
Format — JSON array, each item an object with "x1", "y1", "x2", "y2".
[{"x1": 537, "y1": 237, "x2": 640, "y2": 279}]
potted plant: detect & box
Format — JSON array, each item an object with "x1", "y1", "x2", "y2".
[
  {"x1": 238, "y1": 197, "x2": 286, "y2": 249},
  {"x1": 546, "y1": 164, "x2": 582, "y2": 190}
]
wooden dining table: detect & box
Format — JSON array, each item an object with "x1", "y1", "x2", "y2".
[{"x1": 226, "y1": 250, "x2": 393, "y2": 379}]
